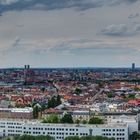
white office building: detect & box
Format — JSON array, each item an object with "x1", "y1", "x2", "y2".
[{"x1": 0, "y1": 117, "x2": 138, "y2": 140}]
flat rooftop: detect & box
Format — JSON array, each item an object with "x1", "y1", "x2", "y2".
[{"x1": 0, "y1": 119, "x2": 127, "y2": 128}]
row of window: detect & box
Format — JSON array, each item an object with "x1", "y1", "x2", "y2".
[
  {"x1": 0, "y1": 126, "x2": 5, "y2": 128},
  {"x1": 8, "y1": 126, "x2": 22, "y2": 129},
  {"x1": 8, "y1": 126, "x2": 14, "y2": 128},
  {"x1": 0, "y1": 122, "x2": 5, "y2": 125},
  {"x1": 7, "y1": 122, "x2": 22, "y2": 125},
  {"x1": 8, "y1": 130, "x2": 22, "y2": 133},
  {"x1": 102, "y1": 129, "x2": 125, "y2": 132},
  {"x1": 103, "y1": 133, "x2": 125, "y2": 136},
  {"x1": 56, "y1": 136, "x2": 64, "y2": 139},
  {"x1": 24, "y1": 131, "x2": 31, "y2": 134},
  {"x1": 23, "y1": 131, "x2": 88, "y2": 136},
  {"x1": 24, "y1": 127, "x2": 78, "y2": 131}
]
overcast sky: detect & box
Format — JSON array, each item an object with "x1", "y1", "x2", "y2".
[{"x1": 0, "y1": 0, "x2": 140, "y2": 68}]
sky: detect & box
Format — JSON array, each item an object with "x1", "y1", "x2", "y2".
[{"x1": 0, "y1": 0, "x2": 140, "y2": 68}]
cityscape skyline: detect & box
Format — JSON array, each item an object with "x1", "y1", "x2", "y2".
[{"x1": 0, "y1": 63, "x2": 140, "y2": 69}]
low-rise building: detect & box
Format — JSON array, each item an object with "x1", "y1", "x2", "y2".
[
  {"x1": 0, "y1": 108, "x2": 33, "y2": 119},
  {"x1": 0, "y1": 117, "x2": 138, "y2": 140}
]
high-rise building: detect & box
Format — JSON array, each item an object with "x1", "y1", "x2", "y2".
[
  {"x1": 24, "y1": 65, "x2": 30, "y2": 69},
  {"x1": 132, "y1": 63, "x2": 135, "y2": 71},
  {"x1": 24, "y1": 65, "x2": 30, "y2": 82}
]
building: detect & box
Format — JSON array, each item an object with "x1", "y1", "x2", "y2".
[
  {"x1": 0, "y1": 108, "x2": 33, "y2": 119},
  {"x1": 132, "y1": 63, "x2": 135, "y2": 71},
  {"x1": 71, "y1": 110, "x2": 90, "y2": 121},
  {"x1": 0, "y1": 117, "x2": 138, "y2": 140},
  {"x1": 42, "y1": 109, "x2": 91, "y2": 122}
]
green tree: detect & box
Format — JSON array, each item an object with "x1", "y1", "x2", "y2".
[
  {"x1": 6, "y1": 138, "x2": 11, "y2": 140},
  {"x1": 74, "y1": 88, "x2": 82, "y2": 95},
  {"x1": 33, "y1": 105, "x2": 40, "y2": 119},
  {"x1": 134, "y1": 87, "x2": 140, "y2": 91},
  {"x1": 48, "y1": 96, "x2": 56, "y2": 108},
  {"x1": 75, "y1": 119, "x2": 80, "y2": 124},
  {"x1": 81, "y1": 136, "x2": 93, "y2": 140},
  {"x1": 41, "y1": 87, "x2": 46, "y2": 92},
  {"x1": 82, "y1": 120, "x2": 87, "y2": 124},
  {"x1": 128, "y1": 94, "x2": 135, "y2": 99},
  {"x1": 88, "y1": 117, "x2": 103, "y2": 124},
  {"x1": 14, "y1": 135, "x2": 20, "y2": 140},
  {"x1": 65, "y1": 136, "x2": 80, "y2": 140},
  {"x1": 47, "y1": 95, "x2": 62, "y2": 109},
  {"x1": 107, "y1": 93, "x2": 113, "y2": 98},
  {"x1": 42, "y1": 114, "x2": 59, "y2": 123},
  {"x1": 130, "y1": 131, "x2": 140, "y2": 140},
  {"x1": 61, "y1": 113, "x2": 73, "y2": 124},
  {"x1": 65, "y1": 136, "x2": 115, "y2": 140},
  {"x1": 56, "y1": 95, "x2": 62, "y2": 105},
  {"x1": 12, "y1": 135, "x2": 54, "y2": 140}
]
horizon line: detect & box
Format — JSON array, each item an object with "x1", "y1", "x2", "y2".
[{"x1": 0, "y1": 66, "x2": 139, "y2": 69}]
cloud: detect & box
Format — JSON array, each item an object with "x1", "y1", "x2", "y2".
[
  {"x1": 12, "y1": 36, "x2": 21, "y2": 48},
  {"x1": 1, "y1": 36, "x2": 140, "y2": 67},
  {"x1": 102, "y1": 24, "x2": 128, "y2": 36},
  {"x1": 0, "y1": 0, "x2": 19, "y2": 5},
  {"x1": 0, "y1": 0, "x2": 139, "y2": 14},
  {"x1": 102, "y1": 24, "x2": 140, "y2": 36},
  {"x1": 28, "y1": 39, "x2": 138, "y2": 56},
  {"x1": 128, "y1": 13, "x2": 139, "y2": 19},
  {"x1": 134, "y1": 24, "x2": 140, "y2": 31}
]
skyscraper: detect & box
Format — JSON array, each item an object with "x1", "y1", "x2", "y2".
[{"x1": 132, "y1": 63, "x2": 135, "y2": 71}]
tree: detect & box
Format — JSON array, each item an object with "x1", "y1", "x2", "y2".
[
  {"x1": 82, "y1": 120, "x2": 87, "y2": 124},
  {"x1": 33, "y1": 105, "x2": 40, "y2": 119},
  {"x1": 61, "y1": 113, "x2": 73, "y2": 124},
  {"x1": 41, "y1": 87, "x2": 46, "y2": 92},
  {"x1": 14, "y1": 135, "x2": 20, "y2": 140},
  {"x1": 128, "y1": 94, "x2": 135, "y2": 99},
  {"x1": 48, "y1": 96, "x2": 56, "y2": 108},
  {"x1": 130, "y1": 131, "x2": 140, "y2": 140},
  {"x1": 88, "y1": 117, "x2": 103, "y2": 124},
  {"x1": 65, "y1": 136, "x2": 115, "y2": 140},
  {"x1": 12, "y1": 135, "x2": 54, "y2": 140},
  {"x1": 56, "y1": 95, "x2": 62, "y2": 105},
  {"x1": 65, "y1": 136, "x2": 80, "y2": 140},
  {"x1": 74, "y1": 88, "x2": 82, "y2": 95},
  {"x1": 134, "y1": 87, "x2": 140, "y2": 91},
  {"x1": 107, "y1": 93, "x2": 113, "y2": 98},
  {"x1": 47, "y1": 95, "x2": 61, "y2": 109},
  {"x1": 6, "y1": 138, "x2": 11, "y2": 140},
  {"x1": 75, "y1": 119, "x2": 80, "y2": 124},
  {"x1": 81, "y1": 136, "x2": 93, "y2": 140},
  {"x1": 42, "y1": 114, "x2": 59, "y2": 123}
]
